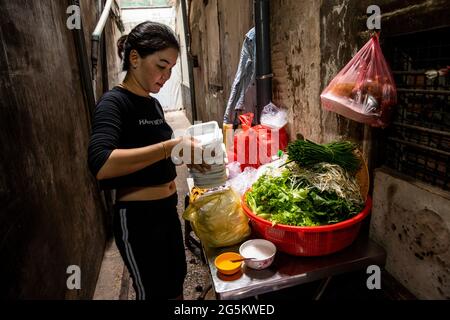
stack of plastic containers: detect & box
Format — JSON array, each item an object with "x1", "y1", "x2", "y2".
[{"x1": 186, "y1": 121, "x2": 227, "y2": 189}]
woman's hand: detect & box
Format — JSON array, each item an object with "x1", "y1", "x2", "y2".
[{"x1": 171, "y1": 136, "x2": 211, "y2": 173}]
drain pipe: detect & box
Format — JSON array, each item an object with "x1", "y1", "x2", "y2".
[
  {"x1": 254, "y1": 0, "x2": 272, "y2": 123},
  {"x1": 91, "y1": 0, "x2": 114, "y2": 101}
]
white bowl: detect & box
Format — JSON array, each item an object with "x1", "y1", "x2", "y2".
[{"x1": 239, "y1": 239, "x2": 277, "y2": 270}]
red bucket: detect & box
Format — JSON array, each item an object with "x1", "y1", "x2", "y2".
[{"x1": 241, "y1": 193, "x2": 372, "y2": 256}]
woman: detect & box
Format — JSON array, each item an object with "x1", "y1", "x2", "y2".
[{"x1": 88, "y1": 21, "x2": 209, "y2": 300}]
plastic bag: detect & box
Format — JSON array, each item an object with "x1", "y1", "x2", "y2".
[
  {"x1": 228, "y1": 113, "x2": 289, "y2": 171},
  {"x1": 260, "y1": 103, "x2": 288, "y2": 129},
  {"x1": 226, "y1": 166, "x2": 259, "y2": 196},
  {"x1": 226, "y1": 161, "x2": 242, "y2": 180},
  {"x1": 320, "y1": 34, "x2": 397, "y2": 127},
  {"x1": 183, "y1": 187, "x2": 251, "y2": 248}
]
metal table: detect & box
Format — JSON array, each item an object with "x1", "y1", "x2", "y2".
[{"x1": 203, "y1": 235, "x2": 386, "y2": 300}]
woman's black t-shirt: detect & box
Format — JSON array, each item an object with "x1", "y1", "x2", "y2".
[{"x1": 88, "y1": 86, "x2": 177, "y2": 190}]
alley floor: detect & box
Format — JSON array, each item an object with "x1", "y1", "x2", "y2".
[{"x1": 93, "y1": 110, "x2": 214, "y2": 300}]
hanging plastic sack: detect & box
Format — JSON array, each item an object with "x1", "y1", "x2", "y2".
[
  {"x1": 228, "y1": 112, "x2": 289, "y2": 171},
  {"x1": 183, "y1": 187, "x2": 251, "y2": 248},
  {"x1": 320, "y1": 33, "x2": 397, "y2": 127}
]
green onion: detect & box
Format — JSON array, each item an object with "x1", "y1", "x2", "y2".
[{"x1": 286, "y1": 139, "x2": 360, "y2": 173}]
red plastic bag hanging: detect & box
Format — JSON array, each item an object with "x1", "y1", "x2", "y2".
[
  {"x1": 228, "y1": 113, "x2": 288, "y2": 171},
  {"x1": 320, "y1": 33, "x2": 397, "y2": 127}
]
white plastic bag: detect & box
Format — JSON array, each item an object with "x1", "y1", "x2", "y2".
[{"x1": 260, "y1": 103, "x2": 288, "y2": 129}]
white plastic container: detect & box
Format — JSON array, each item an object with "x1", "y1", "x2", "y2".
[
  {"x1": 186, "y1": 121, "x2": 223, "y2": 147},
  {"x1": 186, "y1": 122, "x2": 227, "y2": 188}
]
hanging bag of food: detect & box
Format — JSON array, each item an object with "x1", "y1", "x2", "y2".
[{"x1": 320, "y1": 33, "x2": 397, "y2": 127}]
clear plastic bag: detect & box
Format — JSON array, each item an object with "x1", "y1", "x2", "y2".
[
  {"x1": 226, "y1": 166, "x2": 259, "y2": 196},
  {"x1": 260, "y1": 103, "x2": 288, "y2": 129},
  {"x1": 183, "y1": 188, "x2": 251, "y2": 248},
  {"x1": 320, "y1": 34, "x2": 397, "y2": 127},
  {"x1": 226, "y1": 161, "x2": 242, "y2": 180}
]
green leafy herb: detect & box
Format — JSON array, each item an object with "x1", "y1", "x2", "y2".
[{"x1": 246, "y1": 166, "x2": 364, "y2": 227}]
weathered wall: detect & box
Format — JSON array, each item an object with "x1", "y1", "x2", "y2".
[
  {"x1": 106, "y1": 4, "x2": 125, "y2": 91},
  {"x1": 0, "y1": 1, "x2": 122, "y2": 299},
  {"x1": 175, "y1": 1, "x2": 193, "y2": 121},
  {"x1": 271, "y1": 0, "x2": 366, "y2": 146},
  {"x1": 370, "y1": 168, "x2": 450, "y2": 299},
  {"x1": 272, "y1": 0, "x2": 450, "y2": 152},
  {"x1": 189, "y1": 0, "x2": 253, "y2": 123},
  {"x1": 271, "y1": 0, "x2": 322, "y2": 143}
]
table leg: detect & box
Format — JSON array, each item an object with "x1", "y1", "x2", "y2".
[
  {"x1": 313, "y1": 276, "x2": 333, "y2": 300},
  {"x1": 197, "y1": 284, "x2": 213, "y2": 300}
]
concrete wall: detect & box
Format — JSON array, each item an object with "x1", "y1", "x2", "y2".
[
  {"x1": 0, "y1": 0, "x2": 122, "y2": 299},
  {"x1": 370, "y1": 168, "x2": 450, "y2": 299}
]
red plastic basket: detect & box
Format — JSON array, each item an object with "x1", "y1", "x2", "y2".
[{"x1": 241, "y1": 193, "x2": 372, "y2": 256}]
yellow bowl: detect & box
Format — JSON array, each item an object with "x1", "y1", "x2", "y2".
[{"x1": 214, "y1": 252, "x2": 243, "y2": 275}]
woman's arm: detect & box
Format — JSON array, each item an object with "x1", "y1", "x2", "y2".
[
  {"x1": 87, "y1": 96, "x2": 210, "y2": 181},
  {"x1": 96, "y1": 138, "x2": 180, "y2": 180},
  {"x1": 88, "y1": 97, "x2": 182, "y2": 181}
]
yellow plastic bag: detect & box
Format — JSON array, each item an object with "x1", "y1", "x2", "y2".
[{"x1": 183, "y1": 188, "x2": 251, "y2": 248}]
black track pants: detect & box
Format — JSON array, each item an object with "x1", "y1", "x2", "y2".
[{"x1": 113, "y1": 193, "x2": 187, "y2": 300}]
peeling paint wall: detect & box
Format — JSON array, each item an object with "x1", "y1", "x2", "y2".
[
  {"x1": 271, "y1": 0, "x2": 323, "y2": 143},
  {"x1": 271, "y1": 0, "x2": 367, "y2": 146}
]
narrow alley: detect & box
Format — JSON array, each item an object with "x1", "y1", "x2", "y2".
[{"x1": 0, "y1": 0, "x2": 449, "y2": 310}]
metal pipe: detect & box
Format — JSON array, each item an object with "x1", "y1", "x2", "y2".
[
  {"x1": 100, "y1": 0, "x2": 110, "y2": 94},
  {"x1": 254, "y1": 0, "x2": 272, "y2": 123},
  {"x1": 92, "y1": 0, "x2": 114, "y2": 41},
  {"x1": 91, "y1": 0, "x2": 114, "y2": 99}
]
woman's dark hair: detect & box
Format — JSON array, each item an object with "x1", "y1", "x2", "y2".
[{"x1": 117, "y1": 21, "x2": 180, "y2": 71}]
